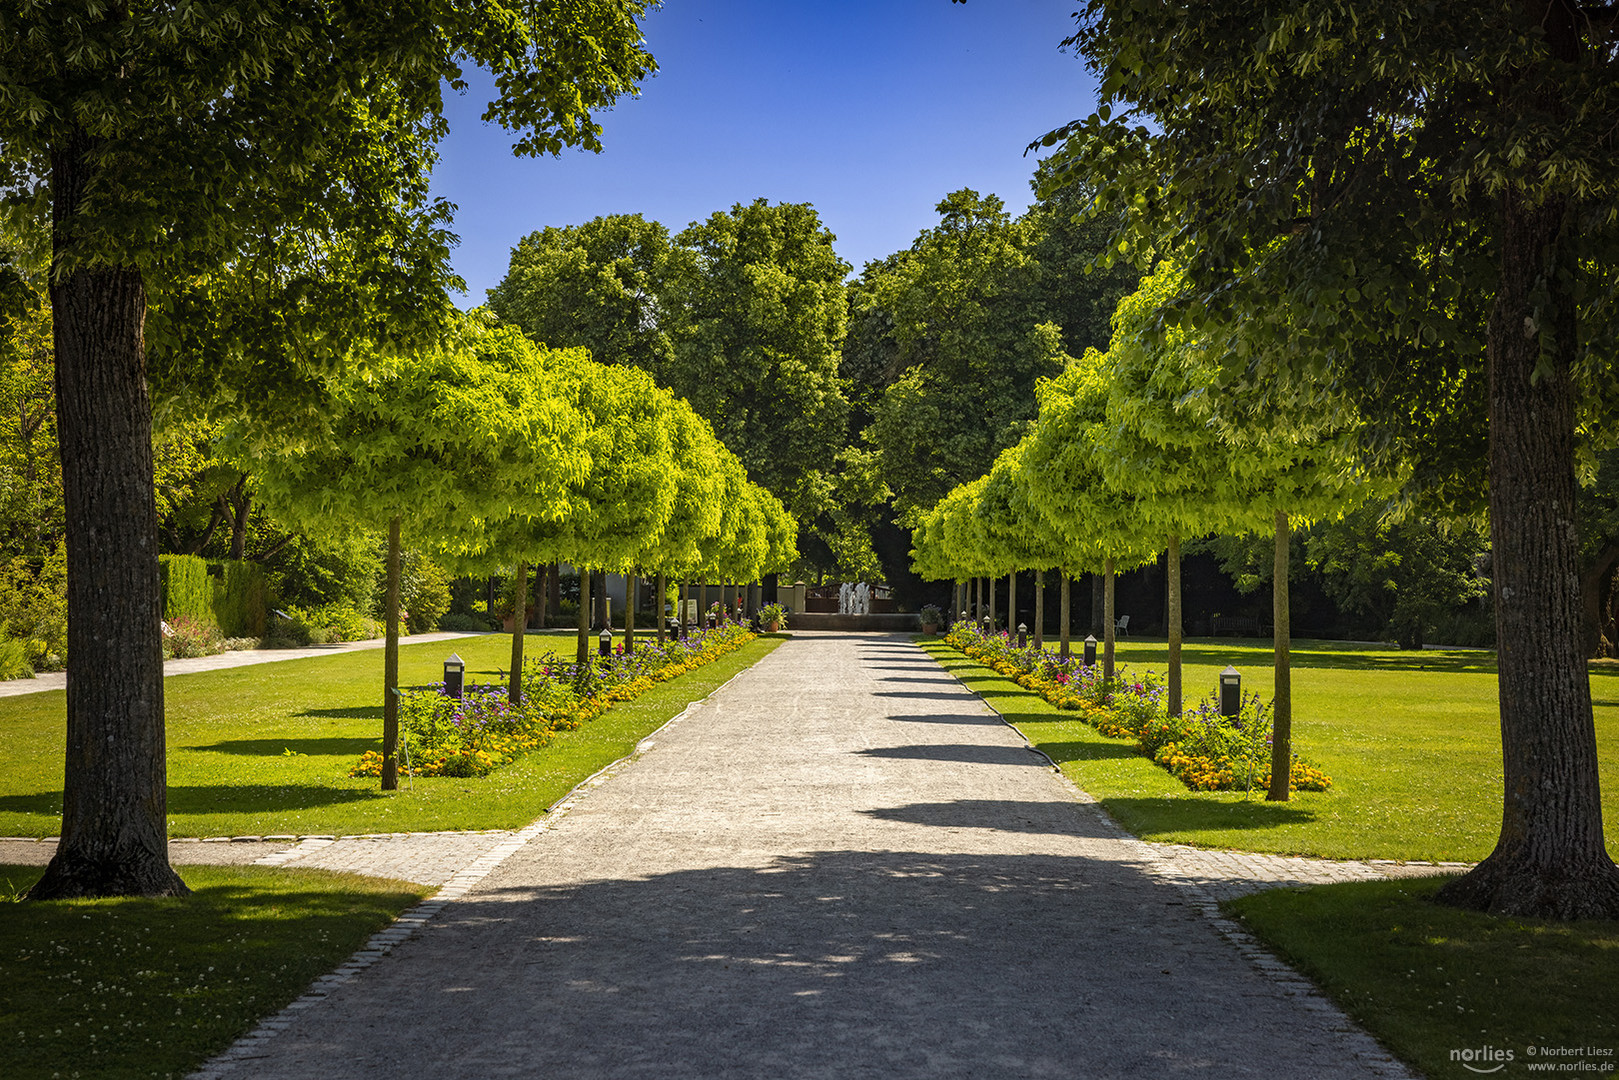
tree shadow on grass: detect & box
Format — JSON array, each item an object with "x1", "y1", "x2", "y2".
[
  {"x1": 184, "y1": 737, "x2": 378, "y2": 757},
  {"x1": 1030, "y1": 739, "x2": 1147, "y2": 764},
  {"x1": 166, "y1": 784, "x2": 384, "y2": 814},
  {"x1": 295, "y1": 706, "x2": 386, "y2": 720},
  {"x1": 0, "y1": 792, "x2": 61, "y2": 815},
  {"x1": 1099, "y1": 795, "x2": 1318, "y2": 833}
]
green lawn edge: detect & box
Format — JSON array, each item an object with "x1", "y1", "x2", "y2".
[
  {"x1": 916, "y1": 636, "x2": 1619, "y2": 862},
  {"x1": 0, "y1": 865, "x2": 431, "y2": 1080},
  {"x1": 0, "y1": 631, "x2": 785, "y2": 837},
  {"x1": 1225, "y1": 878, "x2": 1619, "y2": 1080}
]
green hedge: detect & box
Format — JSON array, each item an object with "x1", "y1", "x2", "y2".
[{"x1": 158, "y1": 556, "x2": 267, "y2": 638}]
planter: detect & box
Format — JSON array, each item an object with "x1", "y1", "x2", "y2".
[{"x1": 765, "y1": 621, "x2": 781, "y2": 633}]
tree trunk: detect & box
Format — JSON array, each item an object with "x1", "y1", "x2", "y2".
[
  {"x1": 29, "y1": 131, "x2": 187, "y2": 899},
  {"x1": 1091, "y1": 573, "x2": 1105, "y2": 637},
  {"x1": 1103, "y1": 558, "x2": 1116, "y2": 681},
  {"x1": 1436, "y1": 176, "x2": 1619, "y2": 918},
  {"x1": 625, "y1": 574, "x2": 637, "y2": 654},
  {"x1": 547, "y1": 563, "x2": 561, "y2": 629},
  {"x1": 576, "y1": 567, "x2": 591, "y2": 665},
  {"x1": 1168, "y1": 534, "x2": 1182, "y2": 717},
  {"x1": 382, "y1": 516, "x2": 402, "y2": 791},
  {"x1": 509, "y1": 560, "x2": 528, "y2": 708},
  {"x1": 1267, "y1": 512, "x2": 1291, "y2": 802},
  {"x1": 1034, "y1": 570, "x2": 1044, "y2": 649},
  {"x1": 1060, "y1": 572, "x2": 1071, "y2": 659},
  {"x1": 226, "y1": 476, "x2": 251, "y2": 560},
  {"x1": 657, "y1": 572, "x2": 668, "y2": 644},
  {"x1": 1008, "y1": 570, "x2": 1017, "y2": 635}
]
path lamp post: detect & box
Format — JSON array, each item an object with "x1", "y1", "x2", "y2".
[
  {"x1": 982, "y1": 615, "x2": 992, "y2": 636},
  {"x1": 599, "y1": 627, "x2": 612, "y2": 659},
  {"x1": 1083, "y1": 634, "x2": 1097, "y2": 668},
  {"x1": 1220, "y1": 666, "x2": 1242, "y2": 718},
  {"x1": 443, "y1": 654, "x2": 465, "y2": 700},
  {"x1": 1018, "y1": 623, "x2": 1027, "y2": 649}
]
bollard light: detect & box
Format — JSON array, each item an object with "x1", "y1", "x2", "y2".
[
  {"x1": 443, "y1": 653, "x2": 465, "y2": 700},
  {"x1": 599, "y1": 627, "x2": 612, "y2": 658},
  {"x1": 960, "y1": 610, "x2": 968, "y2": 625},
  {"x1": 1083, "y1": 634, "x2": 1097, "y2": 667},
  {"x1": 1220, "y1": 666, "x2": 1242, "y2": 718},
  {"x1": 1018, "y1": 622, "x2": 1028, "y2": 649},
  {"x1": 982, "y1": 614, "x2": 992, "y2": 634}
]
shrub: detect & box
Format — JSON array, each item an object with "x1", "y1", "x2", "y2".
[
  {"x1": 438, "y1": 612, "x2": 496, "y2": 632},
  {"x1": 212, "y1": 559, "x2": 268, "y2": 638},
  {"x1": 293, "y1": 604, "x2": 381, "y2": 643},
  {"x1": 399, "y1": 549, "x2": 451, "y2": 634},
  {"x1": 0, "y1": 541, "x2": 68, "y2": 669},
  {"x1": 260, "y1": 612, "x2": 314, "y2": 648},
  {"x1": 159, "y1": 554, "x2": 215, "y2": 624},
  {"x1": 0, "y1": 635, "x2": 34, "y2": 680},
  {"x1": 163, "y1": 615, "x2": 225, "y2": 659},
  {"x1": 757, "y1": 602, "x2": 788, "y2": 628},
  {"x1": 221, "y1": 637, "x2": 261, "y2": 651}
]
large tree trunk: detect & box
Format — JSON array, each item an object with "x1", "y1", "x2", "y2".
[
  {"x1": 1059, "y1": 572, "x2": 1071, "y2": 659},
  {"x1": 509, "y1": 560, "x2": 528, "y2": 707},
  {"x1": 30, "y1": 134, "x2": 186, "y2": 900},
  {"x1": 1267, "y1": 511, "x2": 1292, "y2": 802},
  {"x1": 1436, "y1": 179, "x2": 1619, "y2": 918},
  {"x1": 381, "y1": 516, "x2": 402, "y2": 791},
  {"x1": 1167, "y1": 534, "x2": 1182, "y2": 717},
  {"x1": 1103, "y1": 558, "x2": 1116, "y2": 681}
]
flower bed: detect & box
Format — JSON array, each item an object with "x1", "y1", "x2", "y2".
[
  {"x1": 350, "y1": 624, "x2": 757, "y2": 778},
  {"x1": 942, "y1": 621, "x2": 1330, "y2": 793}
]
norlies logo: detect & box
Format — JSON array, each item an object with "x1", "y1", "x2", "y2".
[{"x1": 1453, "y1": 1046, "x2": 1516, "y2": 1074}]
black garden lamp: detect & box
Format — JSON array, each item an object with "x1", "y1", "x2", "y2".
[
  {"x1": 1018, "y1": 622, "x2": 1028, "y2": 649},
  {"x1": 1083, "y1": 634, "x2": 1097, "y2": 668},
  {"x1": 443, "y1": 653, "x2": 465, "y2": 700},
  {"x1": 981, "y1": 615, "x2": 992, "y2": 635},
  {"x1": 599, "y1": 627, "x2": 613, "y2": 658},
  {"x1": 1220, "y1": 666, "x2": 1242, "y2": 718}
]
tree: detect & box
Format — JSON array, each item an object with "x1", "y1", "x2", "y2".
[
  {"x1": 1044, "y1": 0, "x2": 1619, "y2": 915},
  {"x1": 863, "y1": 190, "x2": 1069, "y2": 525},
  {"x1": 488, "y1": 214, "x2": 675, "y2": 378},
  {"x1": 663, "y1": 199, "x2": 851, "y2": 533},
  {"x1": 7, "y1": 2, "x2": 656, "y2": 899},
  {"x1": 238, "y1": 321, "x2": 587, "y2": 790}
]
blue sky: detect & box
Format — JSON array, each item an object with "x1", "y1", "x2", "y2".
[{"x1": 429, "y1": 1, "x2": 1098, "y2": 304}]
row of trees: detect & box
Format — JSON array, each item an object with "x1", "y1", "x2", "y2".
[
  {"x1": 914, "y1": 261, "x2": 1372, "y2": 799},
  {"x1": 1010, "y1": 0, "x2": 1619, "y2": 918},
  {"x1": 231, "y1": 316, "x2": 794, "y2": 797}
]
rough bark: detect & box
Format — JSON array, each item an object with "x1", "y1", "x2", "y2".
[
  {"x1": 1103, "y1": 558, "x2": 1116, "y2": 681},
  {"x1": 29, "y1": 132, "x2": 186, "y2": 900},
  {"x1": 509, "y1": 560, "x2": 528, "y2": 707},
  {"x1": 1436, "y1": 175, "x2": 1619, "y2": 918},
  {"x1": 382, "y1": 516, "x2": 402, "y2": 791},
  {"x1": 1267, "y1": 511, "x2": 1291, "y2": 802},
  {"x1": 1167, "y1": 534, "x2": 1182, "y2": 718}
]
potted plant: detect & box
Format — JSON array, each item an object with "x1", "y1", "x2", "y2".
[
  {"x1": 758, "y1": 602, "x2": 788, "y2": 633},
  {"x1": 919, "y1": 604, "x2": 944, "y2": 635}
]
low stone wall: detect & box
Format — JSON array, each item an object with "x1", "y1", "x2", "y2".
[{"x1": 786, "y1": 612, "x2": 921, "y2": 632}]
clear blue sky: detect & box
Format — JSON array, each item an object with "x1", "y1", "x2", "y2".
[{"x1": 429, "y1": 0, "x2": 1097, "y2": 304}]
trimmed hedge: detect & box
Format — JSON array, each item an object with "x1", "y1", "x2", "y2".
[{"x1": 158, "y1": 556, "x2": 268, "y2": 639}]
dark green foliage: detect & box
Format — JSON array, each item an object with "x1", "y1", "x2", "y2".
[
  {"x1": 399, "y1": 550, "x2": 451, "y2": 635},
  {"x1": 158, "y1": 555, "x2": 215, "y2": 625},
  {"x1": 213, "y1": 560, "x2": 267, "y2": 639}
]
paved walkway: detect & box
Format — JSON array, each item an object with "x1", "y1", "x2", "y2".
[
  {"x1": 151, "y1": 632, "x2": 1442, "y2": 1080},
  {"x1": 0, "y1": 630, "x2": 482, "y2": 698}
]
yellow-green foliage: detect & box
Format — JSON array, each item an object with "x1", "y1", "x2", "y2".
[{"x1": 159, "y1": 554, "x2": 214, "y2": 624}]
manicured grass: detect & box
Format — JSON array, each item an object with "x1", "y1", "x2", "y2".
[
  {"x1": 919, "y1": 637, "x2": 1619, "y2": 862},
  {"x1": 0, "y1": 864, "x2": 429, "y2": 1080},
  {"x1": 1226, "y1": 878, "x2": 1619, "y2": 1080},
  {"x1": 0, "y1": 631, "x2": 784, "y2": 837}
]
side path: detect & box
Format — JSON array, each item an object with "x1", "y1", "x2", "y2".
[
  {"x1": 198, "y1": 633, "x2": 1414, "y2": 1079},
  {"x1": 0, "y1": 630, "x2": 481, "y2": 699}
]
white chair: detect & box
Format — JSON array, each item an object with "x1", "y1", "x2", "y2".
[{"x1": 1115, "y1": 614, "x2": 1130, "y2": 637}]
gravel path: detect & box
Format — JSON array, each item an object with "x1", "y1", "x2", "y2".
[{"x1": 188, "y1": 632, "x2": 1423, "y2": 1079}]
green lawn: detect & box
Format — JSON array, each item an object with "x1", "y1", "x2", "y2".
[
  {"x1": 1227, "y1": 878, "x2": 1619, "y2": 1080},
  {"x1": 0, "y1": 631, "x2": 784, "y2": 837},
  {"x1": 0, "y1": 865, "x2": 429, "y2": 1080},
  {"x1": 920, "y1": 636, "x2": 1619, "y2": 862}
]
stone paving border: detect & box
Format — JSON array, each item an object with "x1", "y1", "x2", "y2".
[{"x1": 188, "y1": 662, "x2": 754, "y2": 1080}]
